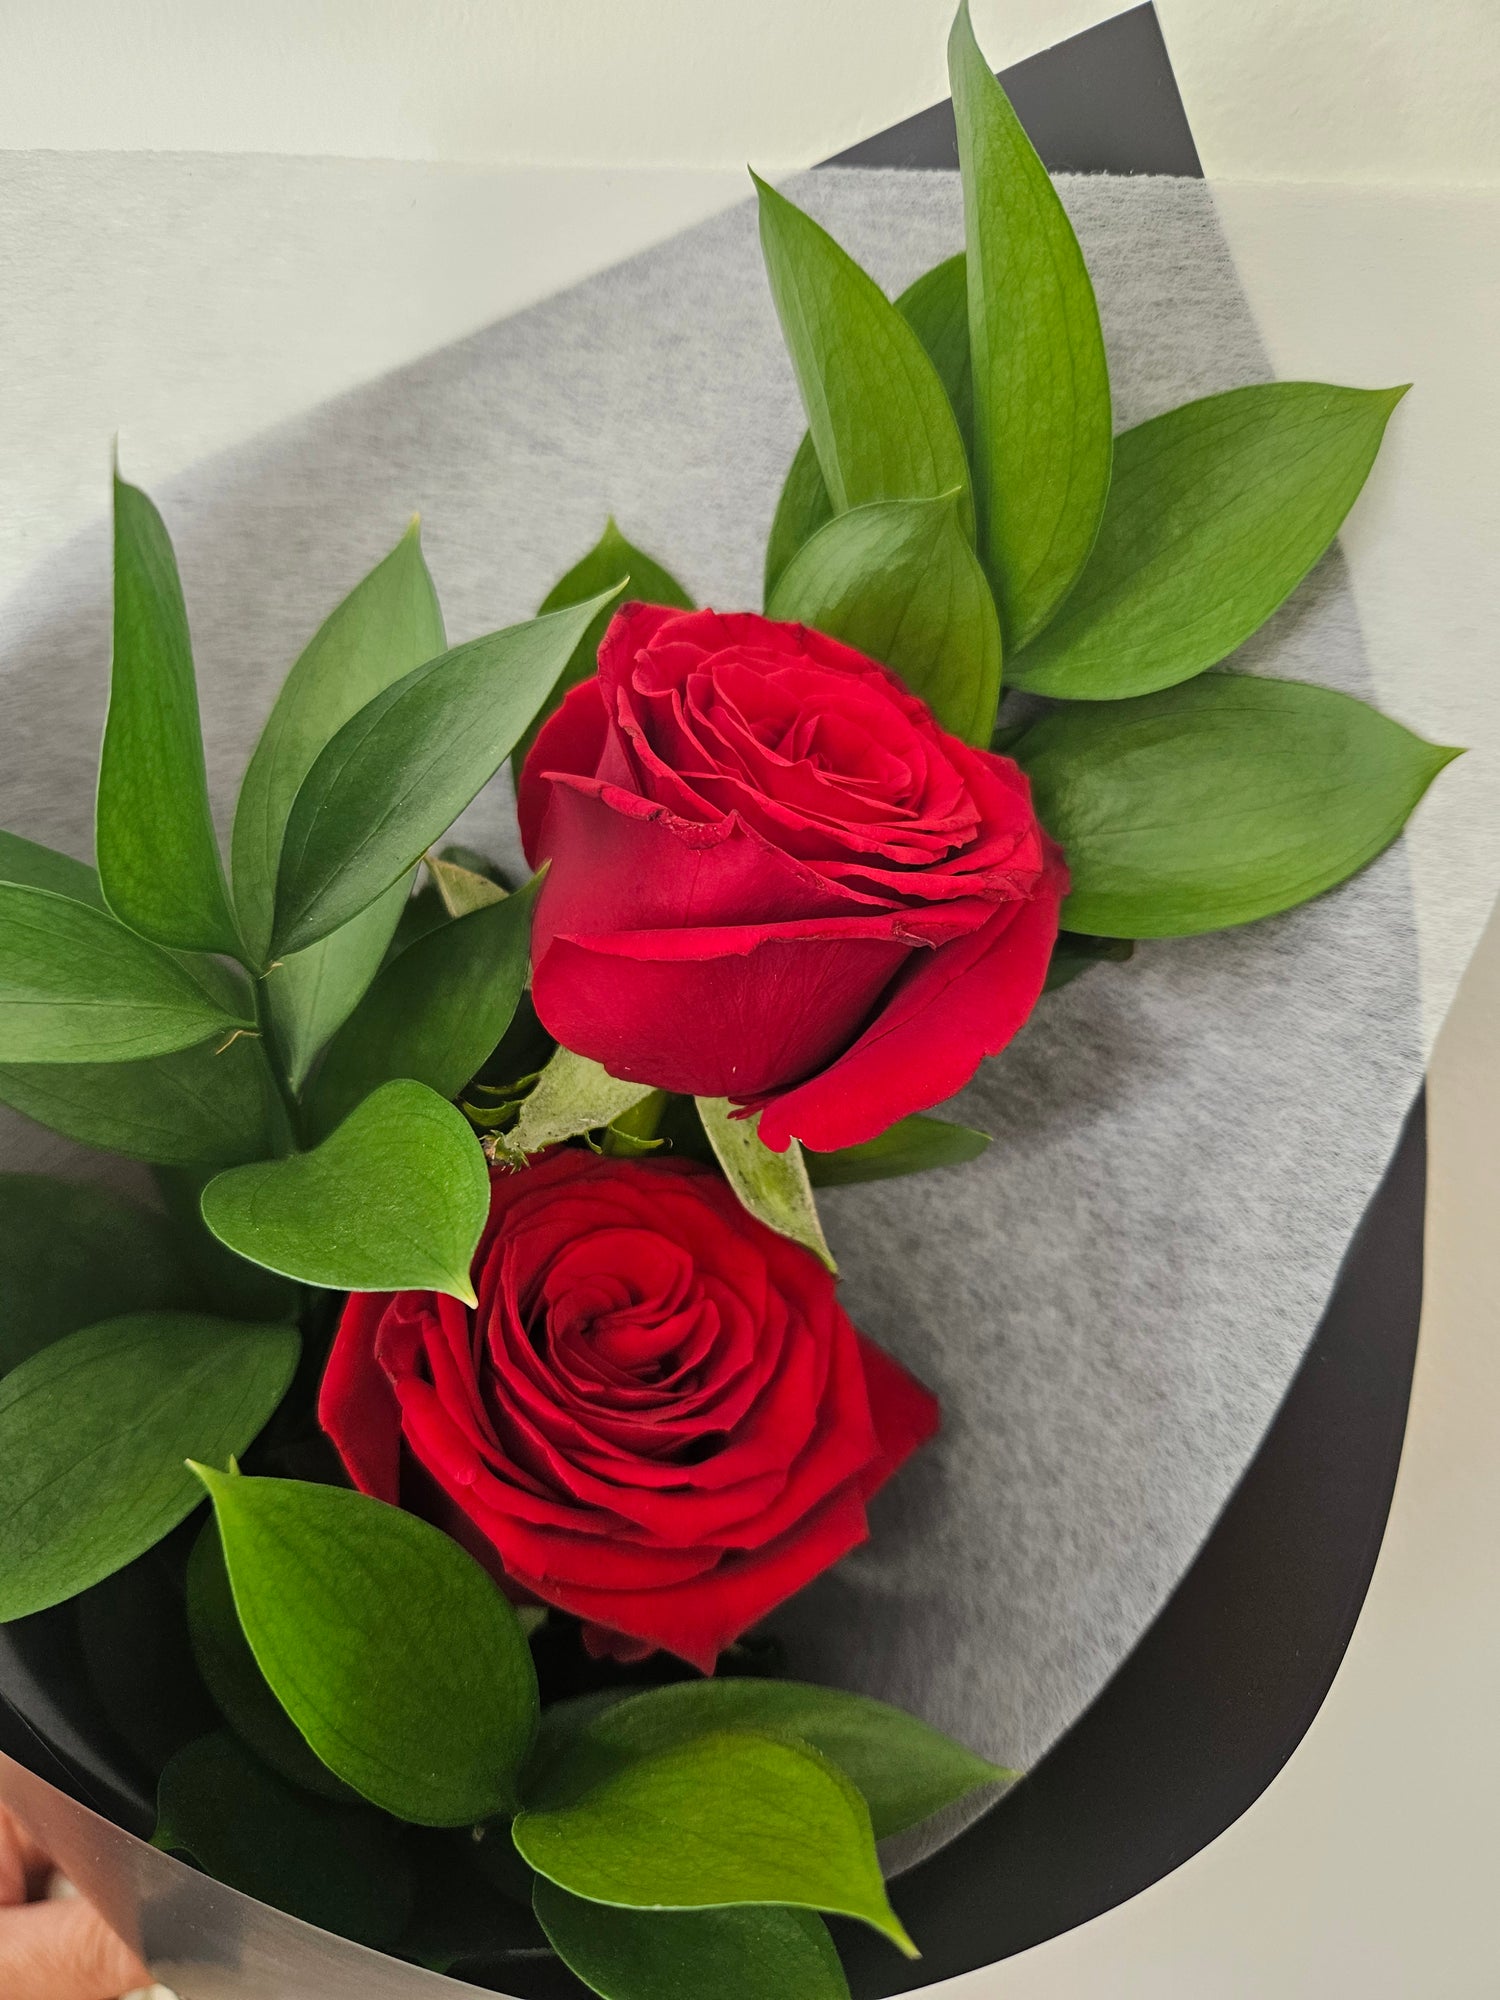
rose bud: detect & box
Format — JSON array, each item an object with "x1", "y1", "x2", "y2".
[
  {"x1": 319, "y1": 1151, "x2": 938, "y2": 1672},
  {"x1": 517, "y1": 604, "x2": 1067, "y2": 1153}
]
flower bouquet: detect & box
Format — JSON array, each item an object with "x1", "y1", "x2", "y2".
[{"x1": 0, "y1": 8, "x2": 1455, "y2": 1996}]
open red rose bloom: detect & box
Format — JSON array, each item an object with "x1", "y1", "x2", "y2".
[
  {"x1": 320, "y1": 1152, "x2": 938, "y2": 1671},
  {"x1": 518, "y1": 604, "x2": 1068, "y2": 1152}
]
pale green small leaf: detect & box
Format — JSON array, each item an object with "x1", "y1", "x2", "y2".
[
  {"x1": 695, "y1": 1098, "x2": 834, "y2": 1271},
  {"x1": 754, "y1": 173, "x2": 971, "y2": 540},
  {"x1": 535, "y1": 1880, "x2": 850, "y2": 2000},
  {"x1": 949, "y1": 4, "x2": 1112, "y2": 646},
  {"x1": 306, "y1": 874, "x2": 540, "y2": 1139},
  {"x1": 0, "y1": 1313, "x2": 298, "y2": 1621},
  {"x1": 0, "y1": 884, "x2": 250, "y2": 1063},
  {"x1": 156, "y1": 1732, "x2": 412, "y2": 1948},
  {"x1": 265, "y1": 870, "x2": 414, "y2": 1092},
  {"x1": 427, "y1": 854, "x2": 507, "y2": 918},
  {"x1": 0, "y1": 1034, "x2": 282, "y2": 1168},
  {"x1": 0, "y1": 1175, "x2": 194, "y2": 1373},
  {"x1": 805, "y1": 1114, "x2": 990, "y2": 1190},
  {"x1": 200, "y1": 1079, "x2": 489, "y2": 1301},
  {"x1": 516, "y1": 519, "x2": 693, "y2": 778},
  {"x1": 1009, "y1": 382, "x2": 1409, "y2": 699},
  {"x1": 233, "y1": 520, "x2": 445, "y2": 963},
  {"x1": 1020, "y1": 675, "x2": 1460, "y2": 937},
  {"x1": 0, "y1": 831, "x2": 103, "y2": 907},
  {"x1": 516, "y1": 1730, "x2": 915, "y2": 1955},
  {"x1": 768, "y1": 493, "x2": 1001, "y2": 743},
  {"x1": 192, "y1": 1467, "x2": 539, "y2": 1825},
  {"x1": 500, "y1": 1044, "x2": 657, "y2": 1163},
  {"x1": 271, "y1": 589, "x2": 622, "y2": 957},
  {"x1": 97, "y1": 476, "x2": 240, "y2": 955}
]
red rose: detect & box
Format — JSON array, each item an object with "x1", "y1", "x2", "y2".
[
  {"x1": 318, "y1": 1151, "x2": 938, "y2": 1672},
  {"x1": 518, "y1": 604, "x2": 1067, "y2": 1153}
]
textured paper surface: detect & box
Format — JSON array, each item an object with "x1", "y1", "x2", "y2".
[{"x1": 0, "y1": 172, "x2": 1422, "y2": 1866}]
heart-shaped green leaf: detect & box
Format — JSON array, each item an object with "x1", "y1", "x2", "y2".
[
  {"x1": 695, "y1": 1098, "x2": 834, "y2": 1272},
  {"x1": 1020, "y1": 675, "x2": 1460, "y2": 937},
  {"x1": 949, "y1": 4, "x2": 1112, "y2": 647},
  {"x1": 97, "y1": 476, "x2": 241, "y2": 955},
  {"x1": 200, "y1": 1079, "x2": 489, "y2": 1301},
  {"x1": 0, "y1": 1312, "x2": 298, "y2": 1621},
  {"x1": 191, "y1": 1468, "x2": 539, "y2": 1825},
  {"x1": 754, "y1": 174, "x2": 971, "y2": 540},
  {"x1": 804, "y1": 1115, "x2": 991, "y2": 1191},
  {"x1": 768, "y1": 493, "x2": 1001, "y2": 744},
  {"x1": 306, "y1": 874, "x2": 540, "y2": 1141},
  {"x1": 0, "y1": 884, "x2": 250, "y2": 1063},
  {"x1": 0, "y1": 1175, "x2": 195, "y2": 1374},
  {"x1": 1009, "y1": 382, "x2": 1408, "y2": 700},
  {"x1": 270, "y1": 590, "x2": 621, "y2": 957},
  {"x1": 500, "y1": 1045, "x2": 657, "y2": 1163},
  {"x1": 156, "y1": 1732, "x2": 413, "y2": 1948},
  {"x1": 514, "y1": 1730, "x2": 914, "y2": 1955},
  {"x1": 516, "y1": 520, "x2": 693, "y2": 779},
  {"x1": 534, "y1": 1880, "x2": 850, "y2": 2000}
]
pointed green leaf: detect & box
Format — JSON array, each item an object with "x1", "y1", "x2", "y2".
[
  {"x1": 191, "y1": 1468, "x2": 539, "y2": 1825},
  {"x1": 535, "y1": 1881, "x2": 850, "y2": 2000},
  {"x1": 0, "y1": 831, "x2": 104, "y2": 907},
  {"x1": 0, "y1": 1175, "x2": 195, "y2": 1374},
  {"x1": 754, "y1": 173, "x2": 971, "y2": 541},
  {"x1": 499, "y1": 1044, "x2": 657, "y2": 1163},
  {"x1": 97, "y1": 476, "x2": 240, "y2": 955},
  {"x1": 0, "y1": 884, "x2": 250, "y2": 1062},
  {"x1": 265, "y1": 870, "x2": 415, "y2": 1092},
  {"x1": 516, "y1": 520, "x2": 693, "y2": 778},
  {"x1": 200, "y1": 1079, "x2": 489, "y2": 1301},
  {"x1": 0, "y1": 1312, "x2": 298, "y2": 1621},
  {"x1": 530, "y1": 1678, "x2": 1012, "y2": 1841},
  {"x1": 805, "y1": 1114, "x2": 990, "y2": 1190},
  {"x1": 306, "y1": 874, "x2": 540, "y2": 1139},
  {"x1": 515, "y1": 1730, "x2": 914, "y2": 1954},
  {"x1": 949, "y1": 4, "x2": 1112, "y2": 647},
  {"x1": 1009, "y1": 382, "x2": 1409, "y2": 699},
  {"x1": 427, "y1": 853, "x2": 507, "y2": 918},
  {"x1": 695, "y1": 1097, "x2": 833, "y2": 1271},
  {"x1": 0, "y1": 1033, "x2": 282, "y2": 1168},
  {"x1": 768, "y1": 493, "x2": 1001, "y2": 743},
  {"x1": 1020, "y1": 675, "x2": 1460, "y2": 937},
  {"x1": 271, "y1": 589, "x2": 622, "y2": 957},
  {"x1": 156, "y1": 1732, "x2": 413, "y2": 1948},
  {"x1": 233, "y1": 520, "x2": 446, "y2": 964}
]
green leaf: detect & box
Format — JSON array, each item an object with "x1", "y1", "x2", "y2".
[
  {"x1": 804, "y1": 1115, "x2": 990, "y2": 1190},
  {"x1": 514, "y1": 1730, "x2": 914, "y2": 1955},
  {"x1": 764, "y1": 253, "x2": 973, "y2": 603},
  {"x1": 530, "y1": 1679, "x2": 1011, "y2": 1841},
  {"x1": 232, "y1": 520, "x2": 446, "y2": 965},
  {"x1": 695, "y1": 1098, "x2": 834, "y2": 1272},
  {"x1": 426, "y1": 853, "x2": 507, "y2": 918},
  {"x1": 0, "y1": 884, "x2": 250, "y2": 1063},
  {"x1": 0, "y1": 1313, "x2": 298, "y2": 1621},
  {"x1": 0, "y1": 831, "x2": 104, "y2": 907},
  {"x1": 1008, "y1": 382, "x2": 1409, "y2": 699},
  {"x1": 949, "y1": 3, "x2": 1112, "y2": 647},
  {"x1": 190, "y1": 1468, "x2": 539, "y2": 1825},
  {"x1": 265, "y1": 870, "x2": 415, "y2": 1093},
  {"x1": 516, "y1": 520, "x2": 693, "y2": 777},
  {"x1": 754, "y1": 174, "x2": 972, "y2": 541},
  {"x1": 155, "y1": 1732, "x2": 413, "y2": 1948},
  {"x1": 200, "y1": 1079, "x2": 489, "y2": 1301},
  {"x1": 1044, "y1": 931, "x2": 1133, "y2": 993},
  {"x1": 535, "y1": 1880, "x2": 850, "y2": 2000},
  {"x1": 270, "y1": 590, "x2": 622, "y2": 957},
  {"x1": 1020, "y1": 675, "x2": 1460, "y2": 937},
  {"x1": 0, "y1": 1175, "x2": 194, "y2": 1373},
  {"x1": 97, "y1": 476, "x2": 240, "y2": 955},
  {"x1": 305, "y1": 874, "x2": 540, "y2": 1141},
  {"x1": 767, "y1": 494, "x2": 1001, "y2": 743},
  {"x1": 186, "y1": 1519, "x2": 354, "y2": 1801},
  {"x1": 498, "y1": 1044, "x2": 658, "y2": 1163},
  {"x1": 0, "y1": 1033, "x2": 283, "y2": 1168}
]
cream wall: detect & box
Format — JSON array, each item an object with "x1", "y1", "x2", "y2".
[{"x1": 3, "y1": 0, "x2": 1499, "y2": 187}]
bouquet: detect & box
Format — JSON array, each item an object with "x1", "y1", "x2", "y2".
[{"x1": 0, "y1": 9, "x2": 1454, "y2": 1995}]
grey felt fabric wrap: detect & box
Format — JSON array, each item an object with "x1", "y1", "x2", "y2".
[{"x1": 0, "y1": 171, "x2": 1420, "y2": 1868}]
